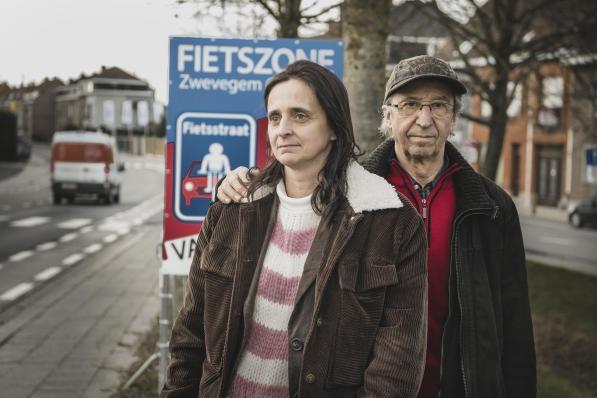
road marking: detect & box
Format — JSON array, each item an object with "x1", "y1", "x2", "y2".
[
  {"x1": 83, "y1": 243, "x2": 102, "y2": 254},
  {"x1": 539, "y1": 236, "x2": 573, "y2": 245},
  {"x1": 59, "y1": 233, "x2": 78, "y2": 243},
  {"x1": 79, "y1": 225, "x2": 94, "y2": 234},
  {"x1": 62, "y1": 253, "x2": 84, "y2": 266},
  {"x1": 58, "y1": 218, "x2": 92, "y2": 229},
  {"x1": 36, "y1": 241, "x2": 58, "y2": 251},
  {"x1": 1, "y1": 205, "x2": 10, "y2": 211},
  {"x1": 22, "y1": 202, "x2": 31, "y2": 209},
  {"x1": 103, "y1": 234, "x2": 117, "y2": 243},
  {"x1": 0, "y1": 263, "x2": 3, "y2": 271},
  {"x1": 35, "y1": 266, "x2": 62, "y2": 281},
  {"x1": 0, "y1": 282, "x2": 34, "y2": 301},
  {"x1": 98, "y1": 219, "x2": 131, "y2": 233},
  {"x1": 9, "y1": 250, "x2": 34, "y2": 262},
  {"x1": 11, "y1": 216, "x2": 50, "y2": 227}
]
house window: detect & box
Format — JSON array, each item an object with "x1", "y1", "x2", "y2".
[
  {"x1": 103, "y1": 100, "x2": 115, "y2": 127},
  {"x1": 538, "y1": 76, "x2": 563, "y2": 130},
  {"x1": 481, "y1": 100, "x2": 492, "y2": 118},
  {"x1": 507, "y1": 82, "x2": 522, "y2": 118},
  {"x1": 542, "y1": 76, "x2": 563, "y2": 108}
]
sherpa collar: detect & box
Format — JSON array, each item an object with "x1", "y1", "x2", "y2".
[
  {"x1": 345, "y1": 161, "x2": 403, "y2": 212},
  {"x1": 250, "y1": 161, "x2": 402, "y2": 213}
]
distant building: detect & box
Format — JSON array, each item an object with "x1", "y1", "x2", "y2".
[
  {"x1": 468, "y1": 56, "x2": 597, "y2": 208},
  {"x1": 1, "y1": 78, "x2": 64, "y2": 143},
  {"x1": 23, "y1": 78, "x2": 64, "y2": 142},
  {"x1": 0, "y1": 82, "x2": 10, "y2": 103},
  {"x1": 313, "y1": 2, "x2": 448, "y2": 63},
  {"x1": 54, "y1": 66, "x2": 159, "y2": 151},
  {"x1": 386, "y1": 2, "x2": 449, "y2": 64}
]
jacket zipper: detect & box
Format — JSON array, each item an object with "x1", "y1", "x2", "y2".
[{"x1": 440, "y1": 207, "x2": 494, "y2": 398}]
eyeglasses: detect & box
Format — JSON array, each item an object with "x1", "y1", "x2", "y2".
[{"x1": 387, "y1": 100, "x2": 453, "y2": 118}]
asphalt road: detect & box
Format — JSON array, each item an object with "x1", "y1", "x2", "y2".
[
  {"x1": 0, "y1": 144, "x2": 164, "y2": 312},
  {"x1": 520, "y1": 215, "x2": 597, "y2": 275}
]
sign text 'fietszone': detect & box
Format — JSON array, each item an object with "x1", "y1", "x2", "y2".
[{"x1": 176, "y1": 45, "x2": 337, "y2": 94}]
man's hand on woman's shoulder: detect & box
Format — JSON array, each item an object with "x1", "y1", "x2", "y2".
[{"x1": 216, "y1": 166, "x2": 255, "y2": 203}]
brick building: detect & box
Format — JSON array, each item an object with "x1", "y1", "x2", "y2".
[{"x1": 469, "y1": 57, "x2": 597, "y2": 209}]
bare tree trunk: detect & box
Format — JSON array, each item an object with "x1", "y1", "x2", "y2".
[
  {"x1": 481, "y1": 77, "x2": 509, "y2": 180},
  {"x1": 277, "y1": 0, "x2": 301, "y2": 38},
  {"x1": 342, "y1": 0, "x2": 391, "y2": 153}
]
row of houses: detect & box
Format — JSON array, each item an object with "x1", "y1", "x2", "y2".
[{"x1": 0, "y1": 66, "x2": 164, "y2": 150}]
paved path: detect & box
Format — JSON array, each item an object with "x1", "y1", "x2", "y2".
[{"x1": 0, "y1": 223, "x2": 160, "y2": 398}]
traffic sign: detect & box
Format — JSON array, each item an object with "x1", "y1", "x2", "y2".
[
  {"x1": 586, "y1": 147, "x2": 597, "y2": 166},
  {"x1": 162, "y1": 37, "x2": 344, "y2": 275}
]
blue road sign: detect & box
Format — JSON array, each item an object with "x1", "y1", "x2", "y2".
[
  {"x1": 586, "y1": 147, "x2": 597, "y2": 166},
  {"x1": 167, "y1": 37, "x2": 344, "y2": 224}
]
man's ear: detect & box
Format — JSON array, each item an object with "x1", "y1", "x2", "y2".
[{"x1": 384, "y1": 108, "x2": 393, "y2": 128}]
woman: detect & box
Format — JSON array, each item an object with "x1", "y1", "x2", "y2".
[{"x1": 162, "y1": 60, "x2": 428, "y2": 398}]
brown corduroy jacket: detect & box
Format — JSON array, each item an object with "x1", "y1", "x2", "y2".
[{"x1": 162, "y1": 162, "x2": 428, "y2": 398}]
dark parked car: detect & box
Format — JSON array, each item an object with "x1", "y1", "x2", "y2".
[{"x1": 568, "y1": 197, "x2": 597, "y2": 228}]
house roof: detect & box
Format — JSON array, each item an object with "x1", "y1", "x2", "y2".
[
  {"x1": 70, "y1": 66, "x2": 143, "y2": 84},
  {"x1": 389, "y1": 2, "x2": 449, "y2": 38},
  {"x1": 93, "y1": 66, "x2": 140, "y2": 80}
]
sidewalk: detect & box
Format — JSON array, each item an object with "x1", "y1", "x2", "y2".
[
  {"x1": 0, "y1": 224, "x2": 160, "y2": 398},
  {"x1": 0, "y1": 143, "x2": 51, "y2": 193},
  {"x1": 512, "y1": 195, "x2": 569, "y2": 223}
]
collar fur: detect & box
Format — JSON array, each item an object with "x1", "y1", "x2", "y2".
[{"x1": 250, "y1": 161, "x2": 402, "y2": 213}]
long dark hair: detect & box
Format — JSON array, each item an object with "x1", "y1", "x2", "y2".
[{"x1": 247, "y1": 60, "x2": 359, "y2": 219}]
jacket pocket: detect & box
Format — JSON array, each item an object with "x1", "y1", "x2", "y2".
[
  {"x1": 200, "y1": 244, "x2": 235, "y2": 279},
  {"x1": 328, "y1": 260, "x2": 399, "y2": 387}
]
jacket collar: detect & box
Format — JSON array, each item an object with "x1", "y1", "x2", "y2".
[
  {"x1": 249, "y1": 161, "x2": 403, "y2": 214},
  {"x1": 362, "y1": 138, "x2": 496, "y2": 213}
]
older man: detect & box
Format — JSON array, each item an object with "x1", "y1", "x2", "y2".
[{"x1": 217, "y1": 55, "x2": 536, "y2": 398}]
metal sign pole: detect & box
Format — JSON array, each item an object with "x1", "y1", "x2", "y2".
[{"x1": 158, "y1": 270, "x2": 171, "y2": 393}]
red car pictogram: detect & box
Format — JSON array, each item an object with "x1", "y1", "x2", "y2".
[{"x1": 181, "y1": 160, "x2": 219, "y2": 205}]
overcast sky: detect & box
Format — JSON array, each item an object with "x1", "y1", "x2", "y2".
[
  {"x1": 0, "y1": 0, "x2": 208, "y2": 103},
  {"x1": 0, "y1": 0, "x2": 344, "y2": 104}
]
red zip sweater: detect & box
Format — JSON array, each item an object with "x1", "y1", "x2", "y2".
[{"x1": 386, "y1": 158, "x2": 460, "y2": 398}]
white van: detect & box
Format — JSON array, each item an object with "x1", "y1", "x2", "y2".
[{"x1": 51, "y1": 131, "x2": 124, "y2": 204}]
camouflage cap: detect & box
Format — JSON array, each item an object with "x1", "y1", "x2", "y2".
[{"x1": 383, "y1": 55, "x2": 467, "y2": 103}]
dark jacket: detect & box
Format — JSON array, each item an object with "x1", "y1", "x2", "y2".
[
  {"x1": 362, "y1": 140, "x2": 536, "y2": 398},
  {"x1": 162, "y1": 162, "x2": 428, "y2": 398}
]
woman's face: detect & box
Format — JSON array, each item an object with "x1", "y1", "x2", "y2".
[{"x1": 266, "y1": 79, "x2": 336, "y2": 174}]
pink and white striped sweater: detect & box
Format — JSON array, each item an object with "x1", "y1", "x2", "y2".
[{"x1": 228, "y1": 181, "x2": 320, "y2": 398}]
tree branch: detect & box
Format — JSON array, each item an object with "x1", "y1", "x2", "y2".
[
  {"x1": 253, "y1": 0, "x2": 279, "y2": 20},
  {"x1": 413, "y1": 1, "x2": 491, "y2": 52},
  {"x1": 460, "y1": 111, "x2": 491, "y2": 126},
  {"x1": 301, "y1": 1, "x2": 342, "y2": 21}
]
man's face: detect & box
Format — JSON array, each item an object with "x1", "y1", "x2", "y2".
[{"x1": 384, "y1": 79, "x2": 456, "y2": 164}]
